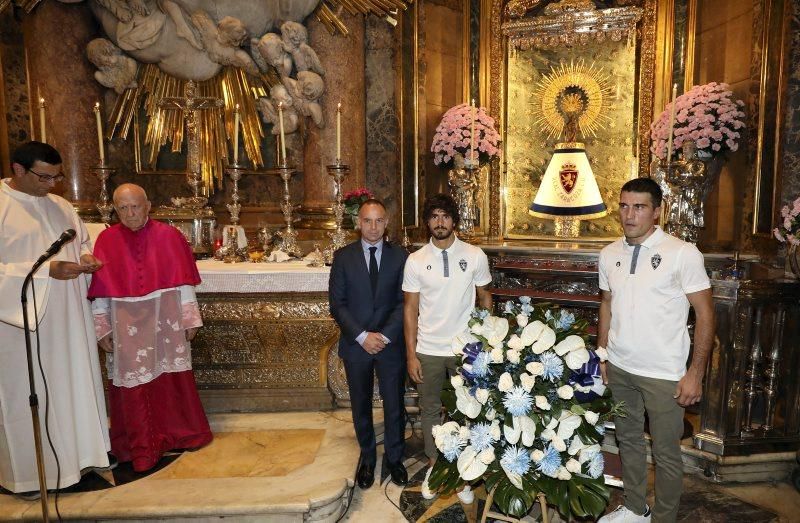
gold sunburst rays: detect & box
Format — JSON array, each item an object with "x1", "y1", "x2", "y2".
[
  {"x1": 529, "y1": 60, "x2": 613, "y2": 141},
  {"x1": 108, "y1": 65, "x2": 273, "y2": 194},
  {"x1": 315, "y1": 0, "x2": 414, "y2": 35}
]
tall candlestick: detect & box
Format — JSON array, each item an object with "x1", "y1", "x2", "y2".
[
  {"x1": 470, "y1": 99, "x2": 476, "y2": 163},
  {"x1": 39, "y1": 96, "x2": 46, "y2": 144},
  {"x1": 666, "y1": 83, "x2": 677, "y2": 163},
  {"x1": 278, "y1": 101, "x2": 286, "y2": 165},
  {"x1": 336, "y1": 102, "x2": 341, "y2": 163},
  {"x1": 630, "y1": 156, "x2": 637, "y2": 179},
  {"x1": 233, "y1": 104, "x2": 240, "y2": 165},
  {"x1": 94, "y1": 102, "x2": 105, "y2": 164}
]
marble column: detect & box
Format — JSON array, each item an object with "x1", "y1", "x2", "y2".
[
  {"x1": 23, "y1": 1, "x2": 104, "y2": 215},
  {"x1": 299, "y1": 12, "x2": 367, "y2": 228}
]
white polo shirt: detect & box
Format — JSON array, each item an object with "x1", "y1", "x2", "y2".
[
  {"x1": 403, "y1": 236, "x2": 492, "y2": 356},
  {"x1": 598, "y1": 227, "x2": 710, "y2": 381}
]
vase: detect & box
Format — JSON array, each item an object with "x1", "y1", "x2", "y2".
[
  {"x1": 789, "y1": 244, "x2": 800, "y2": 278},
  {"x1": 448, "y1": 153, "x2": 483, "y2": 237}
]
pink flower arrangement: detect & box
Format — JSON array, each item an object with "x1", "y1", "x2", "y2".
[
  {"x1": 431, "y1": 103, "x2": 501, "y2": 166},
  {"x1": 774, "y1": 196, "x2": 800, "y2": 246},
  {"x1": 650, "y1": 82, "x2": 745, "y2": 160},
  {"x1": 343, "y1": 187, "x2": 374, "y2": 224}
]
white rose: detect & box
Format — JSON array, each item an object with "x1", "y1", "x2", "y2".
[
  {"x1": 556, "y1": 466, "x2": 572, "y2": 481},
  {"x1": 531, "y1": 449, "x2": 544, "y2": 462},
  {"x1": 520, "y1": 373, "x2": 536, "y2": 393},
  {"x1": 451, "y1": 375, "x2": 464, "y2": 388},
  {"x1": 506, "y1": 349, "x2": 521, "y2": 364},
  {"x1": 595, "y1": 347, "x2": 609, "y2": 361},
  {"x1": 486, "y1": 407, "x2": 497, "y2": 421},
  {"x1": 490, "y1": 348, "x2": 504, "y2": 363},
  {"x1": 516, "y1": 313, "x2": 529, "y2": 327},
  {"x1": 507, "y1": 335, "x2": 524, "y2": 351},
  {"x1": 475, "y1": 388, "x2": 490, "y2": 405},
  {"x1": 584, "y1": 410, "x2": 600, "y2": 426},
  {"x1": 553, "y1": 335, "x2": 585, "y2": 357},
  {"x1": 526, "y1": 361, "x2": 545, "y2": 376},
  {"x1": 535, "y1": 395, "x2": 551, "y2": 410},
  {"x1": 564, "y1": 348, "x2": 591, "y2": 370},
  {"x1": 498, "y1": 372, "x2": 514, "y2": 392},
  {"x1": 566, "y1": 458, "x2": 582, "y2": 474},
  {"x1": 552, "y1": 437, "x2": 567, "y2": 452},
  {"x1": 478, "y1": 447, "x2": 496, "y2": 465},
  {"x1": 556, "y1": 385, "x2": 575, "y2": 400}
]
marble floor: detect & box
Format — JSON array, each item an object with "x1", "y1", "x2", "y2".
[{"x1": 0, "y1": 410, "x2": 798, "y2": 522}]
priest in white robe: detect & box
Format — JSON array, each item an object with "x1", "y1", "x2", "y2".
[{"x1": 0, "y1": 141, "x2": 110, "y2": 494}]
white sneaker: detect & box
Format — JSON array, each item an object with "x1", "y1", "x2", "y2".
[
  {"x1": 421, "y1": 467, "x2": 437, "y2": 500},
  {"x1": 457, "y1": 484, "x2": 474, "y2": 504},
  {"x1": 597, "y1": 504, "x2": 651, "y2": 522}
]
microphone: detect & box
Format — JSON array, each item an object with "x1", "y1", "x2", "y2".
[{"x1": 35, "y1": 229, "x2": 77, "y2": 265}]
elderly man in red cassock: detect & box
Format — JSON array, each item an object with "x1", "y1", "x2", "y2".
[{"x1": 88, "y1": 183, "x2": 212, "y2": 472}]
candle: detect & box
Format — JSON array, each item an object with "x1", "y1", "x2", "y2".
[
  {"x1": 39, "y1": 96, "x2": 46, "y2": 144},
  {"x1": 666, "y1": 83, "x2": 677, "y2": 163},
  {"x1": 233, "y1": 104, "x2": 240, "y2": 165},
  {"x1": 94, "y1": 102, "x2": 105, "y2": 164},
  {"x1": 470, "y1": 99, "x2": 476, "y2": 163},
  {"x1": 630, "y1": 156, "x2": 637, "y2": 179},
  {"x1": 336, "y1": 102, "x2": 341, "y2": 163},
  {"x1": 278, "y1": 101, "x2": 286, "y2": 165}
]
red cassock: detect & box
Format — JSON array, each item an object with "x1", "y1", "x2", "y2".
[{"x1": 88, "y1": 219, "x2": 212, "y2": 472}]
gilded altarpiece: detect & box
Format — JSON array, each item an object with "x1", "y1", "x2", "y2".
[{"x1": 504, "y1": 43, "x2": 636, "y2": 239}]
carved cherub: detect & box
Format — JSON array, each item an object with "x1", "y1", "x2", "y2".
[
  {"x1": 251, "y1": 32, "x2": 293, "y2": 77},
  {"x1": 190, "y1": 11, "x2": 259, "y2": 76},
  {"x1": 93, "y1": 0, "x2": 149, "y2": 23},
  {"x1": 95, "y1": 0, "x2": 201, "y2": 50},
  {"x1": 279, "y1": 21, "x2": 325, "y2": 76},
  {"x1": 86, "y1": 38, "x2": 139, "y2": 94},
  {"x1": 257, "y1": 84, "x2": 300, "y2": 135},
  {"x1": 283, "y1": 71, "x2": 325, "y2": 128}
]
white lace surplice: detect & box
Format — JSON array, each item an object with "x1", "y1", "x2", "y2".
[{"x1": 92, "y1": 285, "x2": 202, "y2": 388}]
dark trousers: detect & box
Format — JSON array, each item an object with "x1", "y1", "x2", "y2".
[{"x1": 343, "y1": 355, "x2": 406, "y2": 465}]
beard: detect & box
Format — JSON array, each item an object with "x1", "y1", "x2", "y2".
[{"x1": 431, "y1": 226, "x2": 453, "y2": 240}]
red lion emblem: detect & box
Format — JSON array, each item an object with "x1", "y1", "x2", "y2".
[{"x1": 559, "y1": 162, "x2": 579, "y2": 194}]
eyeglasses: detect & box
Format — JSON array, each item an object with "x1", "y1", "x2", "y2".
[{"x1": 28, "y1": 169, "x2": 65, "y2": 183}]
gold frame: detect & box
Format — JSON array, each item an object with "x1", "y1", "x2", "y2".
[{"x1": 487, "y1": 0, "x2": 659, "y2": 240}]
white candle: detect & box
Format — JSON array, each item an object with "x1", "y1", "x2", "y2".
[
  {"x1": 278, "y1": 101, "x2": 286, "y2": 165},
  {"x1": 336, "y1": 102, "x2": 341, "y2": 163},
  {"x1": 94, "y1": 102, "x2": 105, "y2": 164},
  {"x1": 666, "y1": 83, "x2": 677, "y2": 163},
  {"x1": 630, "y1": 156, "x2": 637, "y2": 179},
  {"x1": 470, "y1": 99, "x2": 476, "y2": 163},
  {"x1": 233, "y1": 104, "x2": 240, "y2": 165},
  {"x1": 39, "y1": 97, "x2": 46, "y2": 144}
]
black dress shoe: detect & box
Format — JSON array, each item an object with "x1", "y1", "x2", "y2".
[
  {"x1": 383, "y1": 457, "x2": 408, "y2": 486},
  {"x1": 357, "y1": 459, "x2": 375, "y2": 489}
]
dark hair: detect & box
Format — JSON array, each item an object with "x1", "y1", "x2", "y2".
[
  {"x1": 621, "y1": 177, "x2": 663, "y2": 208},
  {"x1": 11, "y1": 141, "x2": 62, "y2": 170},
  {"x1": 422, "y1": 193, "x2": 460, "y2": 227},
  {"x1": 359, "y1": 198, "x2": 386, "y2": 212}
]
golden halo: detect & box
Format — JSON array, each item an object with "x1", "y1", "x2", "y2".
[{"x1": 531, "y1": 60, "x2": 613, "y2": 140}]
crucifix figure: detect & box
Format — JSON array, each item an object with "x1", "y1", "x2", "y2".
[{"x1": 159, "y1": 80, "x2": 223, "y2": 208}]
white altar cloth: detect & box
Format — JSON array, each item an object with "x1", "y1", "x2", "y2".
[{"x1": 195, "y1": 260, "x2": 330, "y2": 293}]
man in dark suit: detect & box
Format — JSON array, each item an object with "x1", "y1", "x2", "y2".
[{"x1": 329, "y1": 198, "x2": 408, "y2": 489}]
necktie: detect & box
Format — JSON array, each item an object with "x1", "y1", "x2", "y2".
[
  {"x1": 369, "y1": 246, "x2": 378, "y2": 295},
  {"x1": 629, "y1": 244, "x2": 641, "y2": 274},
  {"x1": 442, "y1": 250, "x2": 449, "y2": 278}
]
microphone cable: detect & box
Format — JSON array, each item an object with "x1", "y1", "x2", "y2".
[{"x1": 31, "y1": 282, "x2": 63, "y2": 522}]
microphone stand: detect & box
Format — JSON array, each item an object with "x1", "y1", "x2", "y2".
[{"x1": 21, "y1": 255, "x2": 53, "y2": 522}]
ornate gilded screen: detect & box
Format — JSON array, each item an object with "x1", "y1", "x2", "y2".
[{"x1": 491, "y1": 1, "x2": 655, "y2": 241}]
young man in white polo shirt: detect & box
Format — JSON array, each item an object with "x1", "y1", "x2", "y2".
[
  {"x1": 403, "y1": 193, "x2": 492, "y2": 502},
  {"x1": 597, "y1": 178, "x2": 715, "y2": 523}
]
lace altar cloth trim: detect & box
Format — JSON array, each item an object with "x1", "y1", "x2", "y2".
[{"x1": 195, "y1": 260, "x2": 330, "y2": 293}]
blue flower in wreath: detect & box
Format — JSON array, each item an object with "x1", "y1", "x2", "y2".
[
  {"x1": 501, "y1": 445, "x2": 531, "y2": 476},
  {"x1": 469, "y1": 422, "x2": 497, "y2": 453},
  {"x1": 471, "y1": 308, "x2": 489, "y2": 320},
  {"x1": 539, "y1": 351, "x2": 564, "y2": 381},
  {"x1": 471, "y1": 351, "x2": 491, "y2": 378},
  {"x1": 537, "y1": 444, "x2": 562, "y2": 477},
  {"x1": 546, "y1": 309, "x2": 576, "y2": 330},
  {"x1": 503, "y1": 386, "x2": 533, "y2": 417},
  {"x1": 503, "y1": 301, "x2": 515, "y2": 314},
  {"x1": 587, "y1": 451, "x2": 604, "y2": 479},
  {"x1": 440, "y1": 432, "x2": 467, "y2": 462},
  {"x1": 518, "y1": 296, "x2": 534, "y2": 315}
]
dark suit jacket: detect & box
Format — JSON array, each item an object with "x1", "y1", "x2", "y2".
[{"x1": 329, "y1": 240, "x2": 408, "y2": 362}]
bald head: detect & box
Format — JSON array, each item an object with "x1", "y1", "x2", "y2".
[{"x1": 113, "y1": 183, "x2": 151, "y2": 231}]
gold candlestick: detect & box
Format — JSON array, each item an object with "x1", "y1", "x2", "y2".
[
  {"x1": 324, "y1": 162, "x2": 350, "y2": 262},
  {"x1": 276, "y1": 163, "x2": 300, "y2": 256},
  {"x1": 93, "y1": 162, "x2": 115, "y2": 224},
  {"x1": 224, "y1": 163, "x2": 246, "y2": 225}
]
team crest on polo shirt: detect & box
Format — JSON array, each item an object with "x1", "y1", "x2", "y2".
[
  {"x1": 459, "y1": 259, "x2": 467, "y2": 272},
  {"x1": 651, "y1": 253, "x2": 662, "y2": 269}
]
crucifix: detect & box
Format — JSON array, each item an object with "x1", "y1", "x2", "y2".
[{"x1": 159, "y1": 80, "x2": 223, "y2": 208}]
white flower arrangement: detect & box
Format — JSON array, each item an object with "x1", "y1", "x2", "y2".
[{"x1": 427, "y1": 297, "x2": 624, "y2": 520}]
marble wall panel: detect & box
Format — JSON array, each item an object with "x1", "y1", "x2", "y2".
[
  {"x1": 780, "y1": 0, "x2": 800, "y2": 207},
  {"x1": 0, "y1": 10, "x2": 30, "y2": 176}
]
